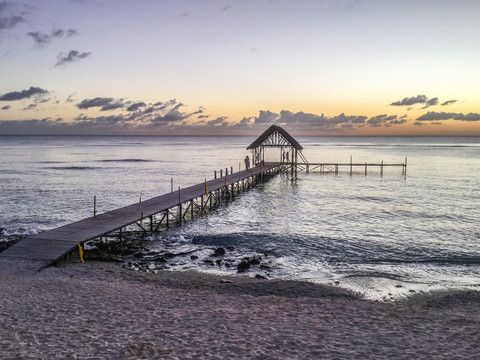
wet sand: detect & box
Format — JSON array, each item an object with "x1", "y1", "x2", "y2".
[{"x1": 1, "y1": 261, "x2": 479, "y2": 359}]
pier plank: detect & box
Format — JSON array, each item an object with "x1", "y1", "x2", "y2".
[{"x1": 0, "y1": 163, "x2": 280, "y2": 275}]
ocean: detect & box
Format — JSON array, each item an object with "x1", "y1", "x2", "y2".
[{"x1": 1, "y1": 135, "x2": 479, "y2": 300}]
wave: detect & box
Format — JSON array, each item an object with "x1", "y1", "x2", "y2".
[
  {"x1": 306, "y1": 144, "x2": 480, "y2": 148},
  {"x1": 44, "y1": 166, "x2": 99, "y2": 170},
  {"x1": 0, "y1": 227, "x2": 38, "y2": 238},
  {"x1": 96, "y1": 159, "x2": 156, "y2": 163},
  {"x1": 364, "y1": 256, "x2": 480, "y2": 266}
]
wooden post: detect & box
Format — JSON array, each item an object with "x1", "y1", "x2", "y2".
[
  {"x1": 404, "y1": 157, "x2": 408, "y2": 176},
  {"x1": 150, "y1": 215, "x2": 153, "y2": 232},
  {"x1": 178, "y1": 187, "x2": 181, "y2": 224},
  {"x1": 381, "y1": 160, "x2": 384, "y2": 176},
  {"x1": 290, "y1": 148, "x2": 294, "y2": 175},
  {"x1": 295, "y1": 149, "x2": 298, "y2": 175},
  {"x1": 119, "y1": 227, "x2": 123, "y2": 252},
  {"x1": 365, "y1": 162, "x2": 367, "y2": 176},
  {"x1": 231, "y1": 166, "x2": 233, "y2": 175},
  {"x1": 220, "y1": 169, "x2": 223, "y2": 177},
  {"x1": 94, "y1": 195, "x2": 97, "y2": 217},
  {"x1": 335, "y1": 164, "x2": 338, "y2": 175},
  {"x1": 350, "y1": 155, "x2": 352, "y2": 176},
  {"x1": 190, "y1": 200, "x2": 194, "y2": 219},
  {"x1": 171, "y1": 178, "x2": 173, "y2": 192},
  {"x1": 214, "y1": 170, "x2": 217, "y2": 179}
]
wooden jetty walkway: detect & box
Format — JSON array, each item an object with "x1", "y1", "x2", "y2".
[
  {"x1": 0, "y1": 163, "x2": 280, "y2": 275},
  {"x1": 0, "y1": 125, "x2": 406, "y2": 276}
]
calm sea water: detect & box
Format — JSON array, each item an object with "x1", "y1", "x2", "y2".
[{"x1": 1, "y1": 135, "x2": 479, "y2": 299}]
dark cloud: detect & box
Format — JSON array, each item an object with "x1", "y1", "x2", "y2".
[
  {"x1": 126, "y1": 102, "x2": 146, "y2": 111},
  {"x1": 28, "y1": 28, "x2": 78, "y2": 46},
  {"x1": 55, "y1": 50, "x2": 91, "y2": 67},
  {"x1": 276, "y1": 110, "x2": 368, "y2": 130},
  {"x1": 390, "y1": 95, "x2": 428, "y2": 106},
  {"x1": 77, "y1": 97, "x2": 114, "y2": 109},
  {"x1": 0, "y1": 118, "x2": 68, "y2": 134},
  {"x1": 1, "y1": 105, "x2": 10, "y2": 110},
  {"x1": 0, "y1": 86, "x2": 48, "y2": 101},
  {"x1": 76, "y1": 97, "x2": 125, "y2": 111},
  {"x1": 0, "y1": 9, "x2": 25, "y2": 31},
  {"x1": 22, "y1": 103, "x2": 36, "y2": 111},
  {"x1": 100, "y1": 100, "x2": 124, "y2": 111},
  {"x1": 66, "y1": 93, "x2": 76, "y2": 103},
  {"x1": 150, "y1": 103, "x2": 189, "y2": 124},
  {"x1": 367, "y1": 114, "x2": 401, "y2": 127},
  {"x1": 255, "y1": 110, "x2": 279, "y2": 123},
  {"x1": 441, "y1": 100, "x2": 458, "y2": 106},
  {"x1": 416, "y1": 111, "x2": 480, "y2": 122},
  {"x1": 246, "y1": 109, "x2": 407, "y2": 132},
  {"x1": 413, "y1": 121, "x2": 427, "y2": 127},
  {"x1": 422, "y1": 97, "x2": 438, "y2": 108},
  {"x1": 27, "y1": 31, "x2": 49, "y2": 46},
  {"x1": 207, "y1": 116, "x2": 227, "y2": 126}
]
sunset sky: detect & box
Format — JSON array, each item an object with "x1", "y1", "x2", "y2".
[{"x1": 1, "y1": 0, "x2": 479, "y2": 136}]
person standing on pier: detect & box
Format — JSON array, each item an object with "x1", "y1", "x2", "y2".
[{"x1": 245, "y1": 155, "x2": 250, "y2": 170}]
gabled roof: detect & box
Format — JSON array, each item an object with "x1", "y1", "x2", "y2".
[{"x1": 247, "y1": 125, "x2": 303, "y2": 150}]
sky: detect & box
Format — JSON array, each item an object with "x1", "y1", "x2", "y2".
[{"x1": 1, "y1": 0, "x2": 480, "y2": 136}]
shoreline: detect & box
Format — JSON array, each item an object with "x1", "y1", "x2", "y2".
[{"x1": 1, "y1": 261, "x2": 480, "y2": 359}]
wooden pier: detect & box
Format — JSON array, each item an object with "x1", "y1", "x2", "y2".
[
  {"x1": 0, "y1": 125, "x2": 407, "y2": 276},
  {"x1": 249, "y1": 125, "x2": 406, "y2": 176},
  {"x1": 0, "y1": 163, "x2": 280, "y2": 275},
  {"x1": 295, "y1": 157, "x2": 407, "y2": 176}
]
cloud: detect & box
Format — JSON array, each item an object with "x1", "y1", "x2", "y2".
[
  {"x1": 149, "y1": 103, "x2": 189, "y2": 125},
  {"x1": 28, "y1": 28, "x2": 78, "y2": 46},
  {"x1": 207, "y1": 116, "x2": 227, "y2": 126},
  {"x1": 126, "y1": 102, "x2": 146, "y2": 111},
  {"x1": 255, "y1": 110, "x2": 279, "y2": 123},
  {"x1": 55, "y1": 50, "x2": 91, "y2": 67},
  {"x1": 76, "y1": 97, "x2": 125, "y2": 111},
  {"x1": 367, "y1": 114, "x2": 404, "y2": 127},
  {"x1": 422, "y1": 97, "x2": 438, "y2": 109},
  {"x1": 222, "y1": 5, "x2": 233, "y2": 12},
  {"x1": 0, "y1": 86, "x2": 48, "y2": 101},
  {"x1": 0, "y1": 2, "x2": 25, "y2": 32},
  {"x1": 100, "y1": 100, "x2": 124, "y2": 111},
  {"x1": 23, "y1": 103, "x2": 36, "y2": 111},
  {"x1": 245, "y1": 109, "x2": 409, "y2": 132},
  {"x1": 416, "y1": 111, "x2": 480, "y2": 122},
  {"x1": 1, "y1": 105, "x2": 10, "y2": 110},
  {"x1": 66, "y1": 93, "x2": 76, "y2": 103},
  {"x1": 390, "y1": 95, "x2": 428, "y2": 106},
  {"x1": 275, "y1": 110, "x2": 368, "y2": 130},
  {"x1": 441, "y1": 100, "x2": 457, "y2": 106}
]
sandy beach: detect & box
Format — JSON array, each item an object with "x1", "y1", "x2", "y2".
[{"x1": 1, "y1": 261, "x2": 479, "y2": 359}]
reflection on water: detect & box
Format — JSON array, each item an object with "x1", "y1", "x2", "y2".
[{"x1": 1, "y1": 135, "x2": 480, "y2": 299}]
